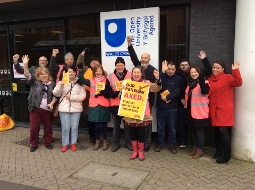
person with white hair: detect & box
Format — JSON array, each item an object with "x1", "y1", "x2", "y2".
[{"x1": 49, "y1": 49, "x2": 75, "y2": 84}]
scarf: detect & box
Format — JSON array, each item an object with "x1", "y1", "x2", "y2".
[
  {"x1": 95, "y1": 76, "x2": 105, "y2": 82},
  {"x1": 114, "y1": 69, "x2": 127, "y2": 81},
  {"x1": 187, "y1": 78, "x2": 199, "y2": 91}
]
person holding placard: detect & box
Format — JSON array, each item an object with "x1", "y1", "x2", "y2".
[
  {"x1": 124, "y1": 66, "x2": 161, "y2": 161},
  {"x1": 127, "y1": 36, "x2": 157, "y2": 152},
  {"x1": 76, "y1": 49, "x2": 101, "y2": 144},
  {"x1": 155, "y1": 61, "x2": 182, "y2": 154},
  {"x1": 52, "y1": 65, "x2": 86, "y2": 152},
  {"x1": 107, "y1": 57, "x2": 132, "y2": 152},
  {"x1": 78, "y1": 64, "x2": 112, "y2": 150}
]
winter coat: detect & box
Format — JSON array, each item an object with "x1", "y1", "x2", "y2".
[
  {"x1": 156, "y1": 72, "x2": 182, "y2": 110},
  {"x1": 208, "y1": 69, "x2": 242, "y2": 126},
  {"x1": 26, "y1": 76, "x2": 56, "y2": 112},
  {"x1": 52, "y1": 80, "x2": 86, "y2": 113}
]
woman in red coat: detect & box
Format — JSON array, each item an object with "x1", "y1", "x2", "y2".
[{"x1": 208, "y1": 61, "x2": 242, "y2": 164}]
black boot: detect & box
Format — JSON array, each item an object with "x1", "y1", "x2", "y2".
[
  {"x1": 216, "y1": 149, "x2": 231, "y2": 164},
  {"x1": 213, "y1": 145, "x2": 223, "y2": 159}
]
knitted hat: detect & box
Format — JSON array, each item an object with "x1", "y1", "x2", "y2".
[
  {"x1": 115, "y1": 57, "x2": 125, "y2": 66},
  {"x1": 89, "y1": 57, "x2": 101, "y2": 65}
]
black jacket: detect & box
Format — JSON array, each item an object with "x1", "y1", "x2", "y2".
[
  {"x1": 127, "y1": 44, "x2": 157, "y2": 107},
  {"x1": 156, "y1": 72, "x2": 182, "y2": 110},
  {"x1": 176, "y1": 57, "x2": 212, "y2": 106},
  {"x1": 49, "y1": 56, "x2": 69, "y2": 82}
]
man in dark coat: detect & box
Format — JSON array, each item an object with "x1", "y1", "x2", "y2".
[
  {"x1": 127, "y1": 35, "x2": 157, "y2": 152},
  {"x1": 13, "y1": 54, "x2": 49, "y2": 76}
]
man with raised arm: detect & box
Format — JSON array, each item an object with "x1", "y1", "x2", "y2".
[
  {"x1": 49, "y1": 49, "x2": 75, "y2": 83},
  {"x1": 13, "y1": 54, "x2": 49, "y2": 76}
]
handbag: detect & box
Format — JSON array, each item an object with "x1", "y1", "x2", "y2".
[{"x1": 53, "y1": 82, "x2": 76, "y2": 117}]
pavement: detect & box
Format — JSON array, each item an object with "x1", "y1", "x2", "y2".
[{"x1": 0, "y1": 126, "x2": 255, "y2": 190}]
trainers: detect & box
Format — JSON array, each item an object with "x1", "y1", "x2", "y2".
[
  {"x1": 71, "y1": 144, "x2": 77, "y2": 151},
  {"x1": 111, "y1": 144, "x2": 120, "y2": 152},
  {"x1": 61, "y1": 145, "x2": 68, "y2": 152},
  {"x1": 179, "y1": 144, "x2": 186, "y2": 149}
]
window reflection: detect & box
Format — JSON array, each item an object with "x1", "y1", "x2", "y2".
[{"x1": 66, "y1": 16, "x2": 101, "y2": 66}]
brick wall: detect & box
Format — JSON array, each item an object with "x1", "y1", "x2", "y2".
[{"x1": 189, "y1": 0, "x2": 236, "y2": 73}]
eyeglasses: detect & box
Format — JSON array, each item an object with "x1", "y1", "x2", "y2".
[{"x1": 180, "y1": 64, "x2": 189, "y2": 67}]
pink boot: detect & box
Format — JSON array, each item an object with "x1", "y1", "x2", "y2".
[
  {"x1": 130, "y1": 141, "x2": 138, "y2": 160},
  {"x1": 138, "y1": 142, "x2": 145, "y2": 161}
]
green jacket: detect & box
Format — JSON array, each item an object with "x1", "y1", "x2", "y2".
[{"x1": 88, "y1": 105, "x2": 110, "y2": 122}]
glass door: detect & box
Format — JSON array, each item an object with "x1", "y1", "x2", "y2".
[
  {"x1": 0, "y1": 31, "x2": 13, "y2": 117},
  {"x1": 9, "y1": 21, "x2": 64, "y2": 123}
]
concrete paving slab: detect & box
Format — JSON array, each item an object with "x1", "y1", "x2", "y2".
[{"x1": 73, "y1": 162, "x2": 149, "y2": 189}]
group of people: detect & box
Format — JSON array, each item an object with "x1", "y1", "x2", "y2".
[{"x1": 13, "y1": 36, "x2": 242, "y2": 164}]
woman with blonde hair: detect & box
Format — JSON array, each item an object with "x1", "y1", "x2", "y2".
[{"x1": 23, "y1": 55, "x2": 56, "y2": 152}]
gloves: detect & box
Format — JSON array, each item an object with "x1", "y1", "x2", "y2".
[
  {"x1": 83, "y1": 47, "x2": 90, "y2": 53},
  {"x1": 99, "y1": 90, "x2": 105, "y2": 96}
]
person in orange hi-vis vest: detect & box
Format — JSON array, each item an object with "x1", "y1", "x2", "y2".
[
  {"x1": 107, "y1": 57, "x2": 132, "y2": 152},
  {"x1": 78, "y1": 64, "x2": 111, "y2": 151},
  {"x1": 184, "y1": 66, "x2": 210, "y2": 159},
  {"x1": 76, "y1": 48, "x2": 101, "y2": 144}
]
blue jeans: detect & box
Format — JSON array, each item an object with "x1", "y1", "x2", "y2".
[
  {"x1": 178, "y1": 106, "x2": 187, "y2": 144},
  {"x1": 59, "y1": 112, "x2": 81, "y2": 146},
  {"x1": 157, "y1": 109, "x2": 177, "y2": 146}
]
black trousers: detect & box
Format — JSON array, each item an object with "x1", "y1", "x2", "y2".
[
  {"x1": 129, "y1": 127, "x2": 146, "y2": 143},
  {"x1": 214, "y1": 127, "x2": 231, "y2": 150}
]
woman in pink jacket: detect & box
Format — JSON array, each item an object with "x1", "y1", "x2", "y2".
[
  {"x1": 208, "y1": 61, "x2": 242, "y2": 164},
  {"x1": 53, "y1": 65, "x2": 86, "y2": 152}
]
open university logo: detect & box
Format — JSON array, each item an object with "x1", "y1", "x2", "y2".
[{"x1": 105, "y1": 18, "x2": 126, "y2": 47}]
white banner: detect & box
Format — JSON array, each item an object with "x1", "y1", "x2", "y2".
[
  {"x1": 13, "y1": 63, "x2": 25, "y2": 79},
  {"x1": 100, "y1": 7, "x2": 160, "y2": 74},
  {"x1": 100, "y1": 7, "x2": 160, "y2": 132}
]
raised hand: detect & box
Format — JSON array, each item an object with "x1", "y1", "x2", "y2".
[
  {"x1": 232, "y1": 61, "x2": 240, "y2": 70},
  {"x1": 58, "y1": 81, "x2": 65, "y2": 85},
  {"x1": 198, "y1": 50, "x2": 206, "y2": 60},
  {"x1": 52, "y1": 49, "x2": 59, "y2": 57},
  {"x1": 13, "y1": 54, "x2": 19, "y2": 62},
  {"x1": 22, "y1": 55, "x2": 29, "y2": 65},
  {"x1": 162, "y1": 60, "x2": 168, "y2": 73},
  {"x1": 127, "y1": 35, "x2": 132, "y2": 46},
  {"x1": 154, "y1": 70, "x2": 160, "y2": 80}
]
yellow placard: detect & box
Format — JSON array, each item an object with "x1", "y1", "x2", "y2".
[
  {"x1": 96, "y1": 82, "x2": 105, "y2": 94},
  {"x1": 118, "y1": 79, "x2": 150, "y2": 120},
  {"x1": 160, "y1": 90, "x2": 171, "y2": 103},
  {"x1": 12, "y1": 83, "x2": 17, "y2": 91},
  {"x1": 115, "y1": 81, "x2": 123, "y2": 91},
  {"x1": 62, "y1": 71, "x2": 69, "y2": 85}
]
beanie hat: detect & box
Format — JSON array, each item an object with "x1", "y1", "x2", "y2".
[
  {"x1": 89, "y1": 57, "x2": 101, "y2": 65},
  {"x1": 115, "y1": 57, "x2": 125, "y2": 66}
]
